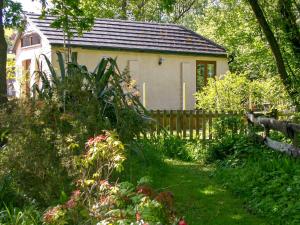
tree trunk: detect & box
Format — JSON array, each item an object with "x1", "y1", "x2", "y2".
[
  {"x1": 278, "y1": 0, "x2": 300, "y2": 64},
  {"x1": 0, "y1": 0, "x2": 8, "y2": 104},
  {"x1": 248, "y1": 0, "x2": 300, "y2": 110}
]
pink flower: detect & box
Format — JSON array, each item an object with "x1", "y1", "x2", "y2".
[
  {"x1": 64, "y1": 198, "x2": 76, "y2": 209},
  {"x1": 72, "y1": 189, "x2": 81, "y2": 199},
  {"x1": 43, "y1": 206, "x2": 61, "y2": 223}
]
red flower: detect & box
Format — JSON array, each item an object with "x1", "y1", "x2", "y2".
[
  {"x1": 178, "y1": 218, "x2": 187, "y2": 225},
  {"x1": 136, "y1": 185, "x2": 154, "y2": 197},
  {"x1": 86, "y1": 134, "x2": 108, "y2": 147}
]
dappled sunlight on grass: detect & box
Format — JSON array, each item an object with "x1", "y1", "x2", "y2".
[
  {"x1": 199, "y1": 185, "x2": 219, "y2": 195},
  {"x1": 122, "y1": 148, "x2": 269, "y2": 225},
  {"x1": 231, "y1": 214, "x2": 243, "y2": 220}
]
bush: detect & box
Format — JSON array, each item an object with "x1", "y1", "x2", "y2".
[
  {"x1": 0, "y1": 55, "x2": 150, "y2": 207},
  {"x1": 35, "y1": 53, "x2": 150, "y2": 142},
  {"x1": 148, "y1": 136, "x2": 208, "y2": 162},
  {"x1": 42, "y1": 132, "x2": 177, "y2": 225},
  {"x1": 213, "y1": 114, "x2": 247, "y2": 139},
  {"x1": 0, "y1": 101, "x2": 77, "y2": 206},
  {"x1": 195, "y1": 72, "x2": 292, "y2": 112}
]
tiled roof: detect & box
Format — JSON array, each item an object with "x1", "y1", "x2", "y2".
[{"x1": 27, "y1": 13, "x2": 227, "y2": 56}]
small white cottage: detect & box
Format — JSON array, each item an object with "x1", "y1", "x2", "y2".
[{"x1": 13, "y1": 13, "x2": 229, "y2": 110}]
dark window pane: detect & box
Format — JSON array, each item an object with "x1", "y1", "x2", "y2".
[
  {"x1": 21, "y1": 33, "x2": 41, "y2": 47},
  {"x1": 207, "y1": 63, "x2": 216, "y2": 78},
  {"x1": 196, "y1": 63, "x2": 205, "y2": 91},
  {"x1": 196, "y1": 61, "x2": 216, "y2": 91},
  {"x1": 31, "y1": 34, "x2": 41, "y2": 45},
  {"x1": 21, "y1": 36, "x2": 30, "y2": 47}
]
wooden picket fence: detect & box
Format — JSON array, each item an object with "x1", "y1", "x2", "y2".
[{"x1": 147, "y1": 110, "x2": 244, "y2": 140}]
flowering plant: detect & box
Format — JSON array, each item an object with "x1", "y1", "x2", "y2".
[
  {"x1": 82, "y1": 131, "x2": 125, "y2": 180},
  {"x1": 43, "y1": 132, "x2": 183, "y2": 225}
]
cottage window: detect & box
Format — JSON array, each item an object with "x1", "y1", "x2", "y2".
[
  {"x1": 21, "y1": 33, "x2": 41, "y2": 47},
  {"x1": 196, "y1": 61, "x2": 216, "y2": 91}
]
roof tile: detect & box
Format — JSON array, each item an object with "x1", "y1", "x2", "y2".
[{"x1": 27, "y1": 13, "x2": 227, "y2": 56}]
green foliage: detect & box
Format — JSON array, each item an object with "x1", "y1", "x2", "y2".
[
  {"x1": 0, "y1": 206, "x2": 41, "y2": 225},
  {"x1": 0, "y1": 101, "x2": 78, "y2": 205},
  {"x1": 0, "y1": 54, "x2": 149, "y2": 206},
  {"x1": 45, "y1": 0, "x2": 96, "y2": 38},
  {"x1": 205, "y1": 134, "x2": 251, "y2": 162},
  {"x1": 213, "y1": 115, "x2": 246, "y2": 139},
  {"x1": 3, "y1": 0, "x2": 23, "y2": 28},
  {"x1": 42, "y1": 133, "x2": 175, "y2": 225},
  {"x1": 136, "y1": 136, "x2": 207, "y2": 162},
  {"x1": 207, "y1": 134, "x2": 300, "y2": 224},
  {"x1": 35, "y1": 52, "x2": 150, "y2": 141},
  {"x1": 195, "y1": 72, "x2": 292, "y2": 112}
]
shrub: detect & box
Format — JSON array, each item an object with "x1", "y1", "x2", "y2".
[
  {"x1": 35, "y1": 53, "x2": 150, "y2": 141},
  {"x1": 213, "y1": 114, "x2": 247, "y2": 139},
  {"x1": 0, "y1": 55, "x2": 150, "y2": 206},
  {"x1": 150, "y1": 136, "x2": 208, "y2": 162},
  {"x1": 195, "y1": 72, "x2": 292, "y2": 112},
  {"x1": 0, "y1": 100, "x2": 79, "y2": 206},
  {"x1": 43, "y1": 133, "x2": 177, "y2": 225}
]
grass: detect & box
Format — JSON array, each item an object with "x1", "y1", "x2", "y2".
[{"x1": 121, "y1": 141, "x2": 269, "y2": 225}]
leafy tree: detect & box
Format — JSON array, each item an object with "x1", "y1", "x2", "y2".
[
  {"x1": 0, "y1": 0, "x2": 22, "y2": 104},
  {"x1": 247, "y1": 0, "x2": 300, "y2": 110},
  {"x1": 186, "y1": 0, "x2": 300, "y2": 110}
]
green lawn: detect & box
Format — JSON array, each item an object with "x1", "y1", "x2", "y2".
[{"x1": 122, "y1": 148, "x2": 268, "y2": 225}]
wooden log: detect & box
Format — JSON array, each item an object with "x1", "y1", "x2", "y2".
[
  {"x1": 247, "y1": 113, "x2": 300, "y2": 139},
  {"x1": 265, "y1": 137, "x2": 300, "y2": 157}
]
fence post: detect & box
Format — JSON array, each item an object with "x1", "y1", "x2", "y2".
[
  {"x1": 189, "y1": 110, "x2": 193, "y2": 139},
  {"x1": 182, "y1": 110, "x2": 186, "y2": 138},
  {"x1": 202, "y1": 111, "x2": 206, "y2": 141},
  {"x1": 170, "y1": 110, "x2": 174, "y2": 136},
  {"x1": 209, "y1": 111, "x2": 212, "y2": 140},
  {"x1": 156, "y1": 110, "x2": 160, "y2": 136},
  {"x1": 196, "y1": 110, "x2": 200, "y2": 138},
  {"x1": 176, "y1": 110, "x2": 180, "y2": 137}
]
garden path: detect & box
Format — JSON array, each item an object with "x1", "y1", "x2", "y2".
[{"x1": 151, "y1": 160, "x2": 269, "y2": 225}]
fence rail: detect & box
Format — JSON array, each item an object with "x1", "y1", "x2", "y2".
[
  {"x1": 247, "y1": 113, "x2": 300, "y2": 157},
  {"x1": 148, "y1": 110, "x2": 243, "y2": 140}
]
